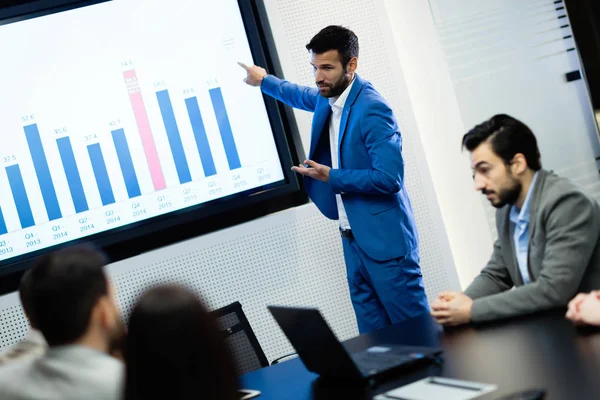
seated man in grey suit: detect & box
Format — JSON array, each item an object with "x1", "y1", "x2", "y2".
[
  {"x1": 0, "y1": 246, "x2": 125, "y2": 400},
  {"x1": 431, "y1": 114, "x2": 600, "y2": 326},
  {"x1": 0, "y1": 268, "x2": 47, "y2": 365}
]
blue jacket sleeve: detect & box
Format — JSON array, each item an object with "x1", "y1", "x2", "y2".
[
  {"x1": 260, "y1": 75, "x2": 319, "y2": 112},
  {"x1": 328, "y1": 102, "x2": 403, "y2": 194}
]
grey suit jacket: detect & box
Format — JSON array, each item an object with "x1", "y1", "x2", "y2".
[
  {"x1": 0, "y1": 345, "x2": 123, "y2": 400},
  {"x1": 465, "y1": 169, "x2": 600, "y2": 323}
]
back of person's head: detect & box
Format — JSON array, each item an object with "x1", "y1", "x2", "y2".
[
  {"x1": 462, "y1": 114, "x2": 542, "y2": 171},
  {"x1": 306, "y1": 25, "x2": 359, "y2": 68},
  {"x1": 125, "y1": 285, "x2": 239, "y2": 400},
  {"x1": 19, "y1": 268, "x2": 38, "y2": 329},
  {"x1": 29, "y1": 245, "x2": 119, "y2": 347}
]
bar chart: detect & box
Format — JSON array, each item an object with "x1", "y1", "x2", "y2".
[
  {"x1": 157, "y1": 89, "x2": 192, "y2": 184},
  {"x1": 57, "y1": 136, "x2": 89, "y2": 214},
  {"x1": 111, "y1": 129, "x2": 141, "y2": 199},
  {"x1": 185, "y1": 96, "x2": 217, "y2": 177},
  {"x1": 0, "y1": 0, "x2": 285, "y2": 262},
  {"x1": 124, "y1": 69, "x2": 166, "y2": 191},
  {"x1": 23, "y1": 124, "x2": 62, "y2": 221},
  {"x1": 8, "y1": 66, "x2": 256, "y2": 226},
  {"x1": 6, "y1": 164, "x2": 35, "y2": 230},
  {"x1": 0, "y1": 60, "x2": 283, "y2": 260}
]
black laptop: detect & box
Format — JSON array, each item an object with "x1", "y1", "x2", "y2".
[{"x1": 268, "y1": 306, "x2": 442, "y2": 381}]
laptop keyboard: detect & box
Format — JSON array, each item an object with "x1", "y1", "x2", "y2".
[{"x1": 351, "y1": 350, "x2": 415, "y2": 375}]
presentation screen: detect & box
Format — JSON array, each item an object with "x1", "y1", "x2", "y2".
[{"x1": 0, "y1": 0, "x2": 303, "y2": 276}]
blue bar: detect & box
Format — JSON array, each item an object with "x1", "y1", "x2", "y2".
[
  {"x1": 156, "y1": 89, "x2": 191, "y2": 184},
  {"x1": 0, "y1": 207, "x2": 7, "y2": 234},
  {"x1": 87, "y1": 144, "x2": 115, "y2": 206},
  {"x1": 111, "y1": 129, "x2": 141, "y2": 198},
  {"x1": 23, "y1": 124, "x2": 62, "y2": 220},
  {"x1": 6, "y1": 165, "x2": 35, "y2": 229},
  {"x1": 209, "y1": 87, "x2": 241, "y2": 170},
  {"x1": 56, "y1": 137, "x2": 89, "y2": 213},
  {"x1": 185, "y1": 97, "x2": 217, "y2": 177}
]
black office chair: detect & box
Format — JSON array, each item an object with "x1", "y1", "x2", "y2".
[{"x1": 212, "y1": 301, "x2": 269, "y2": 375}]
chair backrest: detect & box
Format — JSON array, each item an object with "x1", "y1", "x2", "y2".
[{"x1": 212, "y1": 301, "x2": 269, "y2": 375}]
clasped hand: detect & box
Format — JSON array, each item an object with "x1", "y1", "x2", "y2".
[
  {"x1": 566, "y1": 290, "x2": 600, "y2": 326},
  {"x1": 430, "y1": 291, "x2": 473, "y2": 326}
]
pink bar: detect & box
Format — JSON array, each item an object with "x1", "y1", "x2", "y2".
[{"x1": 123, "y1": 69, "x2": 166, "y2": 190}]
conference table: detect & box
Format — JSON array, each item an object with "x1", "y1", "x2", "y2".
[{"x1": 240, "y1": 310, "x2": 600, "y2": 399}]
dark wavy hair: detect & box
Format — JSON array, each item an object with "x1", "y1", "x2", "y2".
[
  {"x1": 306, "y1": 25, "x2": 359, "y2": 68},
  {"x1": 28, "y1": 245, "x2": 109, "y2": 345},
  {"x1": 462, "y1": 114, "x2": 542, "y2": 171},
  {"x1": 124, "y1": 285, "x2": 239, "y2": 400}
]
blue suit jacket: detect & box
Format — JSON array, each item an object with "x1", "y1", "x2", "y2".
[{"x1": 262, "y1": 74, "x2": 418, "y2": 262}]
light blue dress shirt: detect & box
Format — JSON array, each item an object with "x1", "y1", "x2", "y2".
[{"x1": 509, "y1": 172, "x2": 539, "y2": 285}]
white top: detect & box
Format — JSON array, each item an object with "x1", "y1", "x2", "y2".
[
  {"x1": 328, "y1": 76, "x2": 356, "y2": 230},
  {"x1": 0, "y1": 344, "x2": 124, "y2": 400},
  {"x1": 0, "y1": 328, "x2": 47, "y2": 366}
]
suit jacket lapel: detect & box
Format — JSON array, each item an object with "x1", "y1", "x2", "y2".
[
  {"x1": 308, "y1": 100, "x2": 332, "y2": 159},
  {"x1": 524, "y1": 169, "x2": 547, "y2": 282},
  {"x1": 506, "y1": 212, "x2": 524, "y2": 286},
  {"x1": 337, "y1": 75, "x2": 364, "y2": 160},
  {"x1": 527, "y1": 169, "x2": 547, "y2": 241}
]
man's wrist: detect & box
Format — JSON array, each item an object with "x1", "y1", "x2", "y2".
[{"x1": 260, "y1": 74, "x2": 269, "y2": 87}]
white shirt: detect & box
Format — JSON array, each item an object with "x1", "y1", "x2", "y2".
[
  {"x1": 0, "y1": 328, "x2": 47, "y2": 366},
  {"x1": 509, "y1": 172, "x2": 539, "y2": 285},
  {"x1": 0, "y1": 344, "x2": 123, "y2": 400},
  {"x1": 328, "y1": 76, "x2": 356, "y2": 230}
]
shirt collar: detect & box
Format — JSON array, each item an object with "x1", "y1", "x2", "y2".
[
  {"x1": 26, "y1": 328, "x2": 47, "y2": 346},
  {"x1": 46, "y1": 344, "x2": 114, "y2": 362},
  {"x1": 328, "y1": 75, "x2": 356, "y2": 110},
  {"x1": 510, "y1": 171, "x2": 539, "y2": 224}
]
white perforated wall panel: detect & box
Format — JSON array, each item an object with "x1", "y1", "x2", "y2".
[
  {"x1": 0, "y1": 0, "x2": 460, "y2": 361},
  {"x1": 0, "y1": 295, "x2": 26, "y2": 350},
  {"x1": 430, "y1": 0, "x2": 600, "y2": 239},
  {"x1": 264, "y1": 0, "x2": 460, "y2": 295},
  {"x1": 107, "y1": 204, "x2": 357, "y2": 361}
]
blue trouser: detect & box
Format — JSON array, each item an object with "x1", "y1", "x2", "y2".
[{"x1": 341, "y1": 236, "x2": 429, "y2": 334}]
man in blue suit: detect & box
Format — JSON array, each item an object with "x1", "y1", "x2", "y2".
[{"x1": 240, "y1": 25, "x2": 428, "y2": 333}]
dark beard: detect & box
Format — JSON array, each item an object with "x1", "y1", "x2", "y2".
[
  {"x1": 328, "y1": 73, "x2": 350, "y2": 97},
  {"x1": 485, "y1": 180, "x2": 521, "y2": 208},
  {"x1": 316, "y1": 71, "x2": 352, "y2": 98}
]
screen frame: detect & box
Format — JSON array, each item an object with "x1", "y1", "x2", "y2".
[{"x1": 0, "y1": 0, "x2": 307, "y2": 293}]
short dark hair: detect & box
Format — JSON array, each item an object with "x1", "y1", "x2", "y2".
[
  {"x1": 306, "y1": 25, "x2": 359, "y2": 68},
  {"x1": 29, "y1": 245, "x2": 109, "y2": 346},
  {"x1": 124, "y1": 285, "x2": 239, "y2": 400},
  {"x1": 462, "y1": 114, "x2": 542, "y2": 171},
  {"x1": 19, "y1": 269, "x2": 38, "y2": 329}
]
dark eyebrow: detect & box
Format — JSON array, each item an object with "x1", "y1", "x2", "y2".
[
  {"x1": 310, "y1": 63, "x2": 335, "y2": 68},
  {"x1": 473, "y1": 161, "x2": 490, "y2": 169}
]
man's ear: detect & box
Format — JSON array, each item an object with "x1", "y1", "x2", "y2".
[
  {"x1": 511, "y1": 153, "x2": 528, "y2": 175},
  {"x1": 346, "y1": 57, "x2": 358, "y2": 74},
  {"x1": 95, "y1": 296, "x2": 112, "y2": 329}
]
